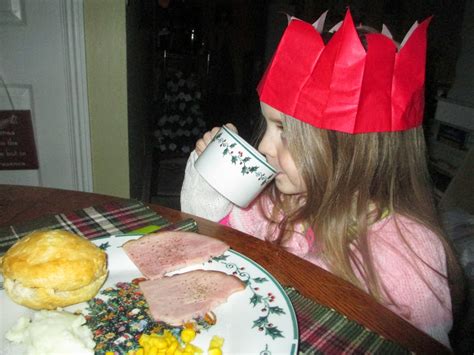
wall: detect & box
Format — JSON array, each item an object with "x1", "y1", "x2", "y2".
[
  {"x1": 0, "y1": 0, "x2": 93, "y2": 190},
  {"x1": 126, "y1": 0, "x2": 154, "y2": 200},
  {"x1": 84, "y1": 0, "x2": 129, "y2": 198}
]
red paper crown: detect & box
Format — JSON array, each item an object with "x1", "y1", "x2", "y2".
[{"x1": 257, "y1": 10, "x2": 432, "y2": 134}]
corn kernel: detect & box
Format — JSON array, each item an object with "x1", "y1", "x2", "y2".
[
  {"x1": 143, "y1": 343, "x2": 152, "y2": 354},
  {"x1": 181, "y1": 328, "x2": 196, "y2": 343},
  {"x1": 165, "y1": 340, "x2": 178, "y2": 355},
  {"x1": 158, "y1": 338, "x2": 169, "y2": 349},
  {"x1": 209, "y1": 335, "x2": 224, "y2": 348},
  {"x1": 135, "y1": 329, "x2": 213, "y2": 355},
  {"x1": 208, "y1": 348, "x2": 222, "y2": 355},
  {"x1": 184, "y1": 343, "x2": 199, "y2": 352},
  {"x1": 139, "y1": 334, "x2": 149, "y2": 347}
]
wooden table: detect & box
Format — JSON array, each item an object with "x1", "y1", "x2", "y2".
[{"x1": 0, "y1": 185, "x2": 450, "y2": 354}]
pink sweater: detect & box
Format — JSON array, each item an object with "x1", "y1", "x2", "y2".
[{"x1": 219, "y1": 200, "x2": 453, "y2": 349}]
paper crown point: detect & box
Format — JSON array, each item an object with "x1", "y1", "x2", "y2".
[{"x1": 257, "y1": 10, "x2": 432, "y2": 134}]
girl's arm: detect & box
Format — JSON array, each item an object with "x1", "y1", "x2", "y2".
[{"x1": 370, "y1": 217, "x2": 453, "y2": 348}]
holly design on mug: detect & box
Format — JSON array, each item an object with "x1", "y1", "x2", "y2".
[{"x1": 214, "y1": 133, "x2": 273, "y2": 185}]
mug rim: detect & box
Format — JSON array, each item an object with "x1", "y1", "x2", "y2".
[{"x1": 222, "y1": 125, "x2": 276, "y2": 173}]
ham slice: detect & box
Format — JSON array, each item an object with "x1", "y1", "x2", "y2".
[
  {"x1": 139, "y1": 269, "x2": 245, "y2": 326},
  {"x1": 122, "y1": 231, "x2": 229, "y2": 279}
]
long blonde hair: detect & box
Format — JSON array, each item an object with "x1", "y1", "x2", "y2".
[{"x1": 259, "y1": 116, "x2": 462, "y2": 305}]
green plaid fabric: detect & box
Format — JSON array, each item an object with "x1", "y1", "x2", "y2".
[
  {"x1": 285, "y1": 287, "x2": 409, "y2": 354},
  {"x1": 0, "y1": 200, "x2": 409, "y2": 354},
  {"x1": 0, "y1": 199, "x2": 168, "y2": 255}
]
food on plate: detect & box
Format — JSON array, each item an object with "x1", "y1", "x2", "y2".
[
  {"x1": 131, "y1": 328, "x2": 202, "y2": 355},
  {"x1": 123, "y1": 231, "x2": 229, "y2": 279},
  {"x1": 1, "y1": 229, "x2": 108, "y2": 310},
  {"x1": 139, "y1": 269, "x2": 245, "y2": 326},
  {"x1": 208, "y1": 335, "x2": 225, "y2": 355},
  {"x1": 85, "y1": 278, "x2": 161, "y2": 353},
  {"x1": 5, "y1": 309, "x2": 95, "y2": 355},
  {"x1": 180, "y1": 327, "x2": 197, "y2": 343},
  {"x1": 130, "y1": 329, "x2": 225, "y2": 355},
  {"x1": 85, "y1": 278, "x2": 218, "y2": 354}
]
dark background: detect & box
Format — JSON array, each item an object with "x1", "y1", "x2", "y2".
[{"x1": 126, "y1": 0, "x2": 468, "y2": 204}]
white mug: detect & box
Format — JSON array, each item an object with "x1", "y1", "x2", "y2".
[{"x1": 195, "y1": 126, "x2": 277, "y2": 207}]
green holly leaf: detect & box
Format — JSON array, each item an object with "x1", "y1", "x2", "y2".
[
  {"x1": 268, "y1": 306, "x2": 285, "y2": 315},
  {"x1": 212, "y1": 255, "x2": 229, "y2": 262},
  {"x1": 252, "y1": 316, "x2": 269, "y2": 328},
  {"x1": 223, "y1": 148, "x2": 229, "y2": 155},
  {"x1": 99, "y1": 242, "x2": 110, "y2": 250},
  {"x1": 252, "y1": 277, "x2": 268, "y2": 283},
  {"x1": 265, "y1": 326, "x2": 284, "y2": 339},
  {"x1": 231, "y1": 156, "x2": 238, "y2": 164},
  {"x1": 250, "y1": 293, "x2": 264, "y2": 306}
]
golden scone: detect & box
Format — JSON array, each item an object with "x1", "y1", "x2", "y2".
[{"x1": 1, "y1": 229, "x2": 108, "y2": 310}]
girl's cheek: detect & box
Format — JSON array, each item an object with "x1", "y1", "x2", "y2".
[{"x1": 258, "y1": 129, "x2": 277, "y2": 156}]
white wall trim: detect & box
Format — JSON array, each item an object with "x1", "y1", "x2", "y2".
[
  {"x1": 60, "y1": 0, "x2": 93, "y2": 192},
  {"x1": 0, "y1": 0, "x2": 25, "y2": 25}
]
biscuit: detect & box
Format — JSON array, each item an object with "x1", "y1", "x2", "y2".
[{"x1": 1, "y1": 229, "x2": 108, "y2": 310}]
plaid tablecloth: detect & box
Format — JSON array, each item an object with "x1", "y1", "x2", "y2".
[
  {"x1": 0, "y1": 200, "x2": 168, "y2": 255},
  {"x1": 285, "y1": 287, "x2": 408, "y2": 354},
  {"x1": 0, "y1": 200, "x2": 409, "y2": 354}
]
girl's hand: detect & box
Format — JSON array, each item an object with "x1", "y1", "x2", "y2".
[{"x1": 195, "y1": 123, "x2": 238, "y2": 155}]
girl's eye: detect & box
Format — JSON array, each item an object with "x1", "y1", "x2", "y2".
[{"x1": 279, "y1": 127, "x2": 288, "y2": 145}]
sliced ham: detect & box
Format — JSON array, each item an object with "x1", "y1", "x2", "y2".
[
  {"x1": 139, "y1": 269, "x2": 245, "y2": 326},
  {"x1": 122, "y1": 231, "x2": 229, "y2": 279}
]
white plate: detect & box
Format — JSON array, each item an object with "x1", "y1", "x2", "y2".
[{"x1": 1, "y1": 234, "x2": 299, "y2": 354}]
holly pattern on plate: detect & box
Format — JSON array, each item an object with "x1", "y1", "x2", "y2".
[{"x1": 211, "y1": 254, "x2": 286, "y2": 340}]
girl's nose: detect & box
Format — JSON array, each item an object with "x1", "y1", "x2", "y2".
[{"x1": 258, "y1": 130, "x2": 274, "y2": 158}]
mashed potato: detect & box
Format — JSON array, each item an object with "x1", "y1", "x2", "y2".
[{"x1": 5, "y1": 309, "x2": 95, "y2": 355}]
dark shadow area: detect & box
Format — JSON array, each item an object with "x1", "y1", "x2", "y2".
[{"x1": 127, "y1": 0, "x2": 466, "y2": 207}]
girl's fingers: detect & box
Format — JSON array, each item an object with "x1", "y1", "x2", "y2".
[
  {"x1": 195, "y1": 126, "x2": 224, "y2": 155},
  {"x1": 195, "y1": 138, "x2": 207, "y2": 155},
  {"x1": 204, "y1": 127, "x2": 220, "y2": 144},
  {"x1": 224, "y1": 123, "x2": 238, "y2": 134},
  {"x1": 195, "y1": 124, "x2": 238, "y2": 156}
]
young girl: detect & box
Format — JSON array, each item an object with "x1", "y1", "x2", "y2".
[{"x1": 181, "y1": 10, "x2": 462, "y2": 349}]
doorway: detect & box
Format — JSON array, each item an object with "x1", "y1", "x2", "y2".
[{"x1": 126, "y1": 0, "x2": 268, "y2": 208}]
